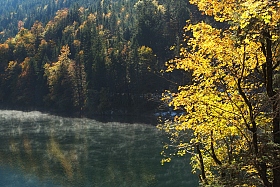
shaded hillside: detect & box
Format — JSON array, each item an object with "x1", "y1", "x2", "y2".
[{"x1": 0, "y1": 0, "x2": 197, "y2": 117}]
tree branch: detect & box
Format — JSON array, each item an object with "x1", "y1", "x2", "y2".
[{"x1": 210, "y1": 131, "x2": 222, "y2": 165}]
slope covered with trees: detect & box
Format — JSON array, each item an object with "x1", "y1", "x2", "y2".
[{"x1": 0, "y1": 0, "x2": 195, "y2": 118}]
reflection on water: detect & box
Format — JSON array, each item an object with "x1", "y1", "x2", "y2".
[{"x1": 0, "y1": 110, "x2": 198, "y2": 187}]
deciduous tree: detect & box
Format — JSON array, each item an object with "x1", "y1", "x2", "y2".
[
  {"x1": 44, "y1": 45, "x2": 74, "y2": 112},
  {"x1": 158, "y1": 1, "x2": 280, "y2": 186}
]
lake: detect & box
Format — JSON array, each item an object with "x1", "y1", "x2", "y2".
[{"x1": 0, "y1": 110, "x2": 198, "y2": 187}]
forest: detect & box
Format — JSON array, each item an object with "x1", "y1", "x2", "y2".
[
  {"x1": 0, "y1": 0, "x2": 200, "y2": 118},
  {"x1": 1, "y1": 0, "x2": 280, "y2": 186}
]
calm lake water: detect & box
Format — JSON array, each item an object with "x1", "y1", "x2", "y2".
[{"x1": 0, "y1": 110, "x2": 198, "y2": 187}]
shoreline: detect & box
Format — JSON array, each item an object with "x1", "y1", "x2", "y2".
[{"x1": 0, "y1": 105, "x2": 159, "y2": 126}]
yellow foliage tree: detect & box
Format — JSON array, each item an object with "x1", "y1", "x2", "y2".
[
  {"x1": 44, "y1": 45, "x2": 74, "y2": 111},
  {"x1": 44, "y1": 45, "x2": 86, "y2": 113},
  {"x1": 158, "y1": 1, "x2": 280, "y2": 186},
  {"x1": 44, "y1": 45, "x2": 72, "y2": 88}
]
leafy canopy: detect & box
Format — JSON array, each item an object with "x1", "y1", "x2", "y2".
[{"x1": 158, "y1": 0, "x2": 280, "y2": 186}]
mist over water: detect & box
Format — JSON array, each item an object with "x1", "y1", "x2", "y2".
[{"x1": 0, "y1": 110, "x2": 198, "y2": 187}]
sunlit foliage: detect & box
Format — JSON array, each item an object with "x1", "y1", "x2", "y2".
[{"x1": 158, "y1": 0, "x2": 280, "y2": 186}]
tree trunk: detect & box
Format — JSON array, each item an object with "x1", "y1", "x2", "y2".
[
  {"x1": 196, "y1": 144, "x2": 208, "y2": 185},
  {"x1": 263, "y1": 32, "x2": 280, "y2": 187}
]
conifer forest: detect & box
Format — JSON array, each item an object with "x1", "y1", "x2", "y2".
[{"x1": 0, "y1": 0, "x2": 197, "y2": 117}]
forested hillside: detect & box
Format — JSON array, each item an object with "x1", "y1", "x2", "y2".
[
  {"x1": 0, "y1": 0, "x2": 97, "y2": 41},
  {"x1": 0, "y1": 0, "x2": 198, "y2": 117}
]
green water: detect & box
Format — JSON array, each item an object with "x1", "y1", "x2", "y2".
[{"x1": 0, "y1": 110, "x2": 198, "y2": 187}]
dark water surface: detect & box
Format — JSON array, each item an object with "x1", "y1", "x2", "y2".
[{"x1": 0, "y1": 110, "x2": 198, "y2": 187}]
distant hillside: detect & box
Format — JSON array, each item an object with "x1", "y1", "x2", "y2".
[
  {"x1": 0, "y1": 0, "x2": 198, "y2": 118},
  {"x1": 0, "y1": 0, "x2": 100, "y2": 42}
]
